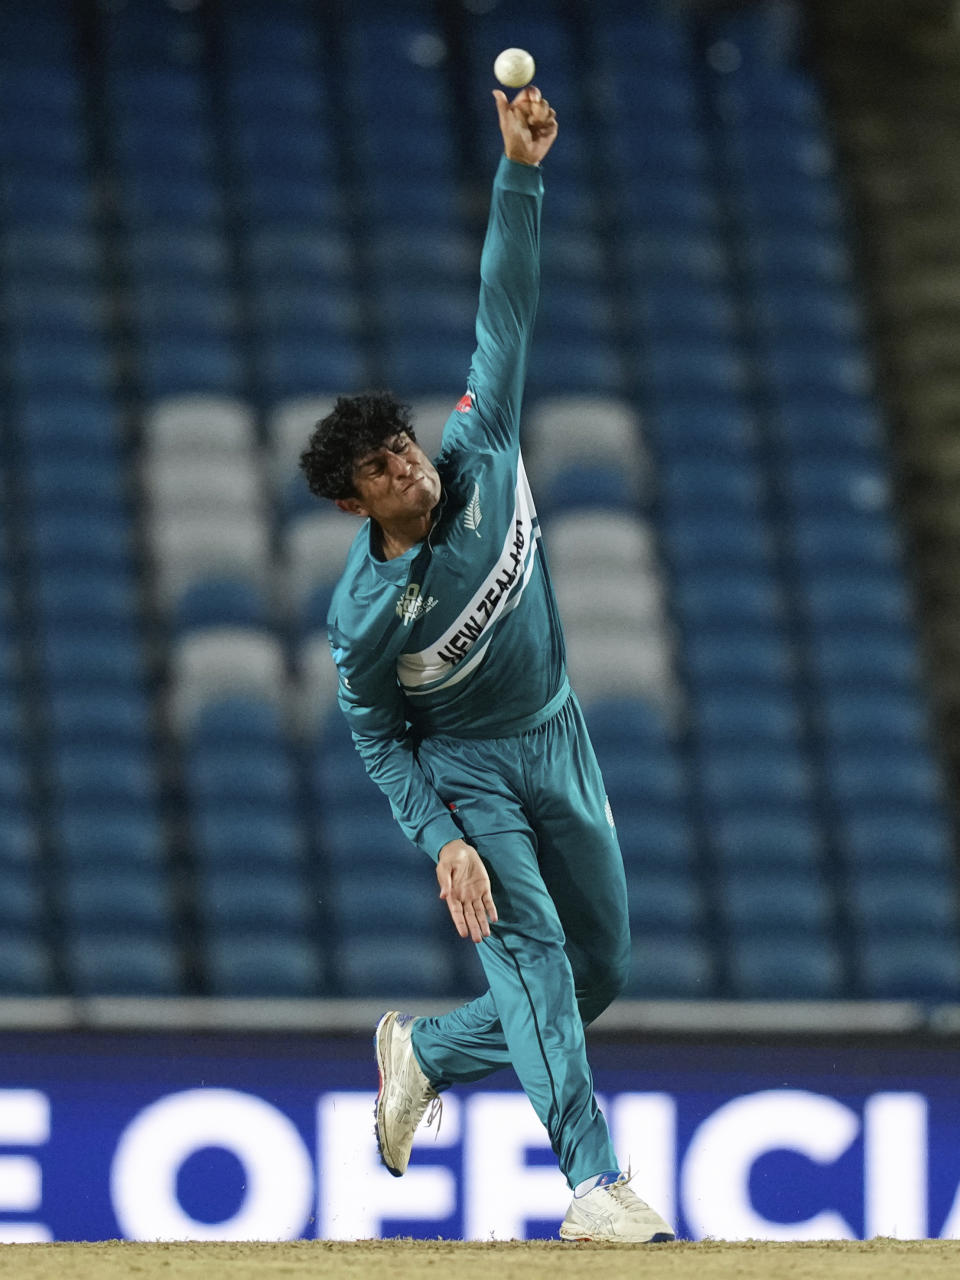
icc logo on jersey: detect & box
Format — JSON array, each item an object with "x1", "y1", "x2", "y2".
[{"x1": 396, "y1": 583, "x2": 438, "y2": 626}]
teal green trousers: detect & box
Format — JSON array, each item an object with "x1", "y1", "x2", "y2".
[{"x1": 411, "y1": 693, "x2": 631, "y2": 1190}]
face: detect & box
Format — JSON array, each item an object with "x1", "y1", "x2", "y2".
[{"x1": 340, "y1": 432, "x2": 441, "y2": 524}]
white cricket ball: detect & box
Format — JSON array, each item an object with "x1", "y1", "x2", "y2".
[{"x1": 493, "y1": 47, "x2": 535, "y2": 88}]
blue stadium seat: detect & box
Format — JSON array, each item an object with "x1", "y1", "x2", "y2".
[
  {"x1": 645, "y1": 338, "x2": 749, "y2": 398},
  {"x1": 857, "y1": 936, "x2": 960, "y2": 1000},
  {"x1": 731, "y1": 174, "x2": 843, "y2": 232},
  {"x1": 623, "y1": 175, "x2": 723, "y2": 231},
  {"x1": 823, "y1": 743, "x2": 944, "y2": 810},
  {"x1": 784, "y1": 459, "x2": 889, "y2": 512},
  {"x1": 744, "y1": 229, "x2": 852, "y2": 286},
  {"x1": 18, "y1": 395, "x2": 120, "y2": 456},
  {"x1": 847, "y1": 868, "x2": 959, "y2": 937},
  {"x1": 223, "y1": 8, "x2": 321, "y2": 70},
  {"x1": 819, "y1": 690, "x2": 929, "y2": 745},
  {"x1": 197, "y1": 869, "x2": 316, "y2": 933},
  {"x1": 620, "y1": 229, "x2": 729, "y2": 290},
  {"x1": 173, "y1": 578, "x2": 272, "y2": 634},
  {"x1": 803, "y1": 573, "x2": 912, "y2": 630},
  {"x1": 727, "y1": 933, "x2": 844, "y2": 998},
  {"x1": 774, "y1": 398, "x2": 884, "y2": 454},
  {"x1": 650, "y1": 396, "x2": 753, "y2": 454},
  {"x1": 661, "y1": 458, "x2": 764, "y2": 512},
  {"x1": 61, "y1": 866, "x2": 173, "y2": 932},
  {"x1": 527, "y1": 339, "x2": 628, "y2": 398},
  {"x1": 27, "y1": 512, "x2": 134, "y2": 570},
  {"x1": 542, "y1": 463, "x2": 637, "y2": 514},
  {"x1": 583, "y1": 696, "x2": 673, "y2": 751},
  {"x1": 55, "y1": 806, "x2": 165, "y2": 867},
  {"x1": 625, "y1": 869, "x2": 705, "y2": 933},
  {"x1": 190, "y1": 696, "x2": 287, "y2": 750},
  {"x1": 184, "y1": 744, "x2": 297, "y2": 809},
  {"x1": 708, "y1": 809, "x2": 824, "y2": 870},
  {"x1": 0, "y1": 689, "x2": 21, "y2": 744},
  {"x1": 9, "y1": 332, "x2": 112, "y2": 394},
  {"x1": 236, "y1": 172, "x2": 344, "y2": 227},
  {"x1": 599, "y1": 750, "x2": 686, "y2": 808},
  {"x1": 696, "y1": 689, "x2": 803, "y2": 745},
  {"x1": 674, "y1": 570, "x2": 785, "y2": 630},
  {"x1": 613, "y1": 809, "x2": 698, "y2": 871},
  {"x1": 138, "y1": 335, "x2": 245, "y2": 397},
  {"x1": 755, "y1": 285, "x2": 862, "y2": 343},
  {"x1": 336, "y1": 934, "x2": 459, "y2": 998},
  {"x1": 65, "y1": 933, "x2": 182, "y2": 996},
  {"x1": 38, "y1": 626, "x2": 146, "y2": 689},
  {"x1": 809, "y1": 629, "x2": 920, "y2": 690},
  {"x1": 257, "y1": 338, "x2": 366, "y2": 400},
  {"x1": 0, "y1": 749, "x2": 29, "y2": 812},
  {"x1": 329, "y1": 871, "x2": 446, "y2": 937},
  {"x1": 126, "y1": 228, "x2": 231, "y2": 284},
  {"x1": 0, "y1": 866, "x2": 45, "y2": 930},
  {"x1": 369, "y1": 228, "x2": 474, "y2": 285},
  {"x1": 254, "y1": 284, "x2": 360, "y2": 343},
  {"x1": 662, "y1": 513, "x2": 774, "y2": 569},
  {"x1": 321, "y1": 810, "x2": 414, "y2": 870},
  {"x1": 47, "y1": 688, "x2": 151, "y2": 747},
  {"x1": 836, "y1": 810, "x2": 954, "y2": 873},
  {"x1": 192, "y1": 810, "x2": 305, "y2": 868},
  {"x1": 0, "y1": 814, "x2": 38, "y2": 868},
  {"x1": 0, "y1": 64, "x2": 82, "y2": 118},
  {"x1": 33, "y1": 569, "x2": 138, "y2": 627},
  {"x1": 632, "y1": 281, "x2": 739, "y2": 343},
  {"x1": 23, "y1": 458, "x2": 127, "y2": 518},
  {"x1": 718, "y1": 869, "x2": 833, "y2": 934},
  {"x1": 626, "y1": 935, "x2": 715, "y2": 999},
  {"x1": 0, "y1": 935, "x2": 55, "y2": 995},
  {"x1": 790, "y1": 511, "x2": 902, "y2": 571},
  {"x1": 131, "y1": 280, "x2": 238, "y2": 341},
  {"x1": 685, "y1": 627, "x2": 796, "y2": 688},
  {"x1": 1, "y1": 173, "x2": 94, "y2": 228},
  {"x1": 50, "y1": 744, "x2": 158, "y2": 807}
]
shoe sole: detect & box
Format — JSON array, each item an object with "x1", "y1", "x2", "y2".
[
  {"x1": 559, "y1": 1229, "x2": 675, "y2": 1244},
  {"x1": 374, "y1": 1011, "x2": 403, "y2": 1178}
]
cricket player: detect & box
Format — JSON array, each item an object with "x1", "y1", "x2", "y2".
[{"x1": 300, "y1": 85, "x2": 674, "y2": 1244}]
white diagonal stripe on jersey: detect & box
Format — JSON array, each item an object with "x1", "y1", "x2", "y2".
[{"x1": 397, "y1": 457, "x2": 540, "y2": 695}]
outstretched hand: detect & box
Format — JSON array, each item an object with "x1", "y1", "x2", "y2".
[
  {"x1": 493, "y1": 86, "x2": 558, "y2": 166},
  {"x1": 437, "y1": 838, "x2": 499, "y2": 942}
]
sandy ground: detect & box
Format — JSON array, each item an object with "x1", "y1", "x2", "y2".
[{"x1": 0, "y1": 1239, "x2": 959, "y2": 1280}]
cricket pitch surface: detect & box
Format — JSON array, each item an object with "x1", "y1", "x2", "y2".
[{"x1": 0, "y1": 1238, "x2": 958, "y2": 1279}]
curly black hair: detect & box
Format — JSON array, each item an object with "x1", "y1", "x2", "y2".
[{"x1": 299, "y1": 391, "x2": 417, "y2": 501}]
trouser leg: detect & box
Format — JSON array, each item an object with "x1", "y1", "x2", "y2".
[
  {"x1": 412, "y1": 826, "x2": 617, "y2": 1187},
  {"x1": 411, "y1": 702, "x2": 630, "y2": 1187}
]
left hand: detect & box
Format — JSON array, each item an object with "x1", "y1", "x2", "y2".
[
  {"x1": 436, "y1": 838, "x2": 498, "y2": 942},
  {"x1": 493, "y1": 86, "x2": 558, "y2": 167}
]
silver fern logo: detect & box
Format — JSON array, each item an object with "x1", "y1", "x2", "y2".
[{"x1": 464, "y1": 482, "x2": 483, "y2": 536}]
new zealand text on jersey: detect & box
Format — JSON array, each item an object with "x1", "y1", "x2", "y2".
[{"x1": 435, "y1": 519, "x2": 526, "y2": 666}]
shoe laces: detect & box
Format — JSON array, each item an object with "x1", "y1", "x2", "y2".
[
  {"x1": 604, "y1": 1168, "x2": 643, "y2": 1207},
  {"x1": 424, "y1": 1093, "x2": 443, "y2": 1138}
]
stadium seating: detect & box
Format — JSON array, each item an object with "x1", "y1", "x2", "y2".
[{"x1": 0, "y1": 0, "x2": 955, "y2": 1004}]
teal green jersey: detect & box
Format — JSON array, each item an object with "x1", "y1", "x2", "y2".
[{"x1": 328, "y1": 155, "x2": 569, "y2": 859}]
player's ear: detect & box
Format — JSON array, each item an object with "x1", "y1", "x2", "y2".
[{"x1": 336, "y1": 497, "x2": 368, "y2": 518}]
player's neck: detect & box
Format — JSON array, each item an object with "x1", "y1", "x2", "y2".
[{"x1": 374, "y1": 511, "x2": 435, "y2": 560}]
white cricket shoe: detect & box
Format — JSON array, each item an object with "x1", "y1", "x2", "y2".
[
  {"x1": 374, "y1": 1010, "x2": 441, "y2": 1177},
  {"x1": 559, "y1": 1173, "x2": 675, "y2": 1243}
]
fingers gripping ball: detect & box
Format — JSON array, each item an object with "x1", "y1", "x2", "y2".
[{"x1": 494, "y1": 47, "x2": 535, "y2": 88}]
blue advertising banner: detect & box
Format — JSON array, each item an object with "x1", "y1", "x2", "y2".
[{"x1": 1, "y1": 1032, "x2": 959, "y2": 1242}]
